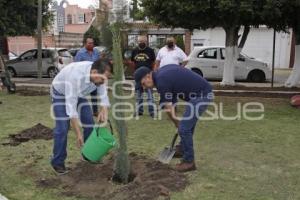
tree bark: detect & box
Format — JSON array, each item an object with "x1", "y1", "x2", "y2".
[
  {"x1": 238, "y1": 25, "x2": 250, "y2": 53},
  {"x1": 111, "y1": 24, "x2": 131, "y2": 184},
  {"x1": 221, "y1": 26, "x2": 240, "y2": 86},
  {"x1": 285, "y1": 44, "x2": 300, "y2": 87}
]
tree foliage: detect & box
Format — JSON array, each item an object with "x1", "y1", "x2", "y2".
[
  {"x1": 0, "y1": 0, "x2": 53, "y2": 36},
  {"x1": 141, "y1": 0, "x2": 300, "y2": 85},
  {"x1": 84, "y1": 25, "x2": 101, "y2": 46},
  {"x1": 100, "y1": 23, "x2": 113, "y2": 50},
  {"x1": 130, "y1": 0, "x2": 146, "y2": 20}
]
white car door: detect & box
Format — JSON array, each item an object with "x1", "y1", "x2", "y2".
[
  {"x1": 220, "y1": 48, "x2": 247, "y2": 80},
  {"x1": 197, "y1": 48, "x2": 223, "y2": 79}
]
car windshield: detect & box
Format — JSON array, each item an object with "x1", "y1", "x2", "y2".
[
  {"x1": 58, "y1": 50, "x2": 72, "y2": 57},
  {"x1": 221, "y1": 48, "x2": 252, "y2": 60}
]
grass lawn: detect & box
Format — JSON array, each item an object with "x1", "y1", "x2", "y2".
[{"x1": 0, "y1": 91, "x2": 300, "y2": 200}]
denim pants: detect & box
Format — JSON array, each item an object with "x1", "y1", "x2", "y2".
[
  {"x1": 90, "y1": 89, "x2": 98, "y2": 114},
  {"x1": 178, "y1": 97, "x2": 211, "y2": 162},
  {"x1": 51, "y1": 88, "x2": 94, "y2": 167},
  {"x1": 136, "y1": 88, "x2": 155, "y2": 115}
]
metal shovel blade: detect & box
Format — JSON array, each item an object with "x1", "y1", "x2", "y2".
[
  {"x1": 158, "y1": 146, "x2": 176, "y2": 164},
  {"x1": 158, "y1": 133, "x2": 178, "y2": 164}
]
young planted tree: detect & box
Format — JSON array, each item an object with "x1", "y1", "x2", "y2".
[
  {"x1": 111, "y1": 24, "x2": 131, "y2": 183},
  {"x1": 109, "y1": 0, "x2": 131, "y2": 184}
]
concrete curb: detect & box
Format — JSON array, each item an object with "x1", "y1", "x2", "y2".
[{"x1": 13, "y1": 83, "x2": 300, "y2": 97}]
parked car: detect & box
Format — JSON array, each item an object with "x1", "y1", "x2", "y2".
[
  {"x1": 9, "y1": 52, "x2": 18, "y2": 60},
  {"x1": 5, "y1": 48, "x2": 73, "y2": 78},
  {"x1": 68, "y1": 48, "x2": 80, "y2": 57},
  {"x1": 186, "y1": 46, "x2": 271, "y2": 82},
  {"x1": 57, "y1": 49, "x2": 73, "y2": 71}
]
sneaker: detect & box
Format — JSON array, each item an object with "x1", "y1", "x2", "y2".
[
  {"x1": 52, "y1": 164, "x2": 69, "y2": 175},
  {"x1": 175, "y1": 161, "x2": 196, "y2": 172},
  {"x1": 134, "y1": 112, "x2": 143, "y2": 117},
  {"x1": 173, "y1": 145, "x2": 183, "y2": 158}
]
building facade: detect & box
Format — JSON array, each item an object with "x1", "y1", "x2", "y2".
[{"x1": 52, "y1": 0, "x2": 96, "y2": 34}]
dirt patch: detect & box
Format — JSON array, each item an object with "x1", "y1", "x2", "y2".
[
  {"x1": 36, "y1": 153, "x2": 188, "y2": 200},
  {"x1": 2, "y1": 123, "x2": 53, "y2": 146},
  {"x1": 17, "y1": 89, "x2": 49, "y2": 96}
]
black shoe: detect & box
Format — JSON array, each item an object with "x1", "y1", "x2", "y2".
[
  {"x1": 52, "y1": 164, "x2": 69, "y2": 175},
  {"x1": 134, "y1": 112, "x2": 143, "y2": 117},
  {"x1": 150, "y1": 113, "x2": 155, "y2": 119}
]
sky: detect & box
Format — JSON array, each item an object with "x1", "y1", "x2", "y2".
[{"x1": 57, "y1": 0, "x2": 97, "y2": 8}]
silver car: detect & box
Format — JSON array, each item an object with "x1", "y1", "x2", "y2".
[
  {"x1": 5, "y1": 48, "x2": 73, "y2": 78},
  {"x1": 186, "y1": 46, "x2": 271, "y2": 82}
]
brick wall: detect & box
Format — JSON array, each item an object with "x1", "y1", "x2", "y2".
[{"x1": 8, "y1": 32, "x2": 84, "y2": 55}]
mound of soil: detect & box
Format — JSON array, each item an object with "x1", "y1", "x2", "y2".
[
  {"x1": 17, "y1": 89, "x2": 49, "y2": 96},
  {"x1": 2, "y1": 123, "x2": 53, "y2": 146},
  {"x1": 36, "y1": 153, "x2": 188, "y2": 200}
]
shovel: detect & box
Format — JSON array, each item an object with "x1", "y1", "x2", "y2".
[{"x1": 158, "y1": 133, "x2": 178, "y2": 164}]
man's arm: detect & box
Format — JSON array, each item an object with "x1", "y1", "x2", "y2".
[
  {"x1": 74, "y1": 50, "x2": 82, "y2": 62},
  {"x1": 164, "y1": 103, "x2": 179, "y2": 128},
  {"x1": 179, "y1": 49, "x2": 188, "y2": 67},
  {"x1": 150, "y1": 48, "x2": 156, "y2": 69},
  {"x1": 70, "y1": 118, "x2": 84, "y2": 147},
  {"x1": 154, "y1": 49, "x2": 162, "y2": 71},
  {"x1": 154, "y1": 60, "x2": 160, "y2": 71},
  {"x1": 97, "y1": 84, "x2": 110, "y2": 122},
  {"x1": 64, "y1": 76, "x2": 83, "y2": 147}
]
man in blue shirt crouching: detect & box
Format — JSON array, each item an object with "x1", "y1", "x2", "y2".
[{"x1": 134, "y1": 64, "x2": 213, "y2": 172}]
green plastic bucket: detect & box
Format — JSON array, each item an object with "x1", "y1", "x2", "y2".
[{"x1": 81, "y1": 126, "x2": 116, "y2": 163}]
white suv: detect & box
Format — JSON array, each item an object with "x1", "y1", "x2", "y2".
[{"x1": 186, "y1": 46, "x2": 271, "y2": 82}]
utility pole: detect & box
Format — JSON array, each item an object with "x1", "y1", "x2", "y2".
[
  {"x1": 37, "y1": 0, "x2": 43, "y2": 79},
  {"x1": 271, "y1": 29, "x2": 276, "y2": 88}
]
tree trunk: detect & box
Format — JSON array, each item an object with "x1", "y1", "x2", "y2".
[
  {"x1": 238, "y1": 25, "x2": 250, "y2": 53},
  {"x1": 285, "y1": 44, "x2": 300, "y2": 87},
  {"x1": 111, "y1": 24, "x2": 131, "y2": 184},
  {"x1": 221, "y1": 26, "x2": 240, "y2": 86}
]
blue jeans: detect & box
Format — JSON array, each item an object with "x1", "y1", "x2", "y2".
[
  {"x1": 136, "y1": 88, "x2": 155, "y2": 115},
  {"x1": 51, "y1": 88, "x2": 94, "y2": 167},
  {"x1": 90, "y1": 89, "x2": 98, "y2": 114},
  {"x1": 178, "y1": 97, "x2": 211, "y2": 162}
]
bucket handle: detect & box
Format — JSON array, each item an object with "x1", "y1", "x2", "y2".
[{"x1": 96, "y1": 119, "x2": 114, "y2": 136}]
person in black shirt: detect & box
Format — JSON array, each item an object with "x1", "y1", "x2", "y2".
[{"x1": 131, "y1": 35, "x2": 156, "y2": 118}]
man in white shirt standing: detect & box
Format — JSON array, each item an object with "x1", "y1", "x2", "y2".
[
  {"x1": 51, "y1": 59, "x2": 111, "y2": 175},
  {"x1": 155, "y1": 36, "x2": 188, "y2": 70}
]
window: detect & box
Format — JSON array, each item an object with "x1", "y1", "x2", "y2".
[
  {"x1": 78, "y1": 13, "x2": 84, "y2": 23},
  {"x1": 221, "y1": 48, "x2": 246, "y2": 61},
  {"x1": 21, "y1": 50, "x2": 37, "y2": 60},
  {"x1": 198, "y1": 48, "x2": 217, "y2": 59},
  {"x1": 67, "y1": 14, "x2": 72, "y2": 24},
  {"x1": 221, "y1": 48, "x2": 226, "y2": 60},
  {"x1": 58, "y1": 49, "x2": 72, "y2": 57}
]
